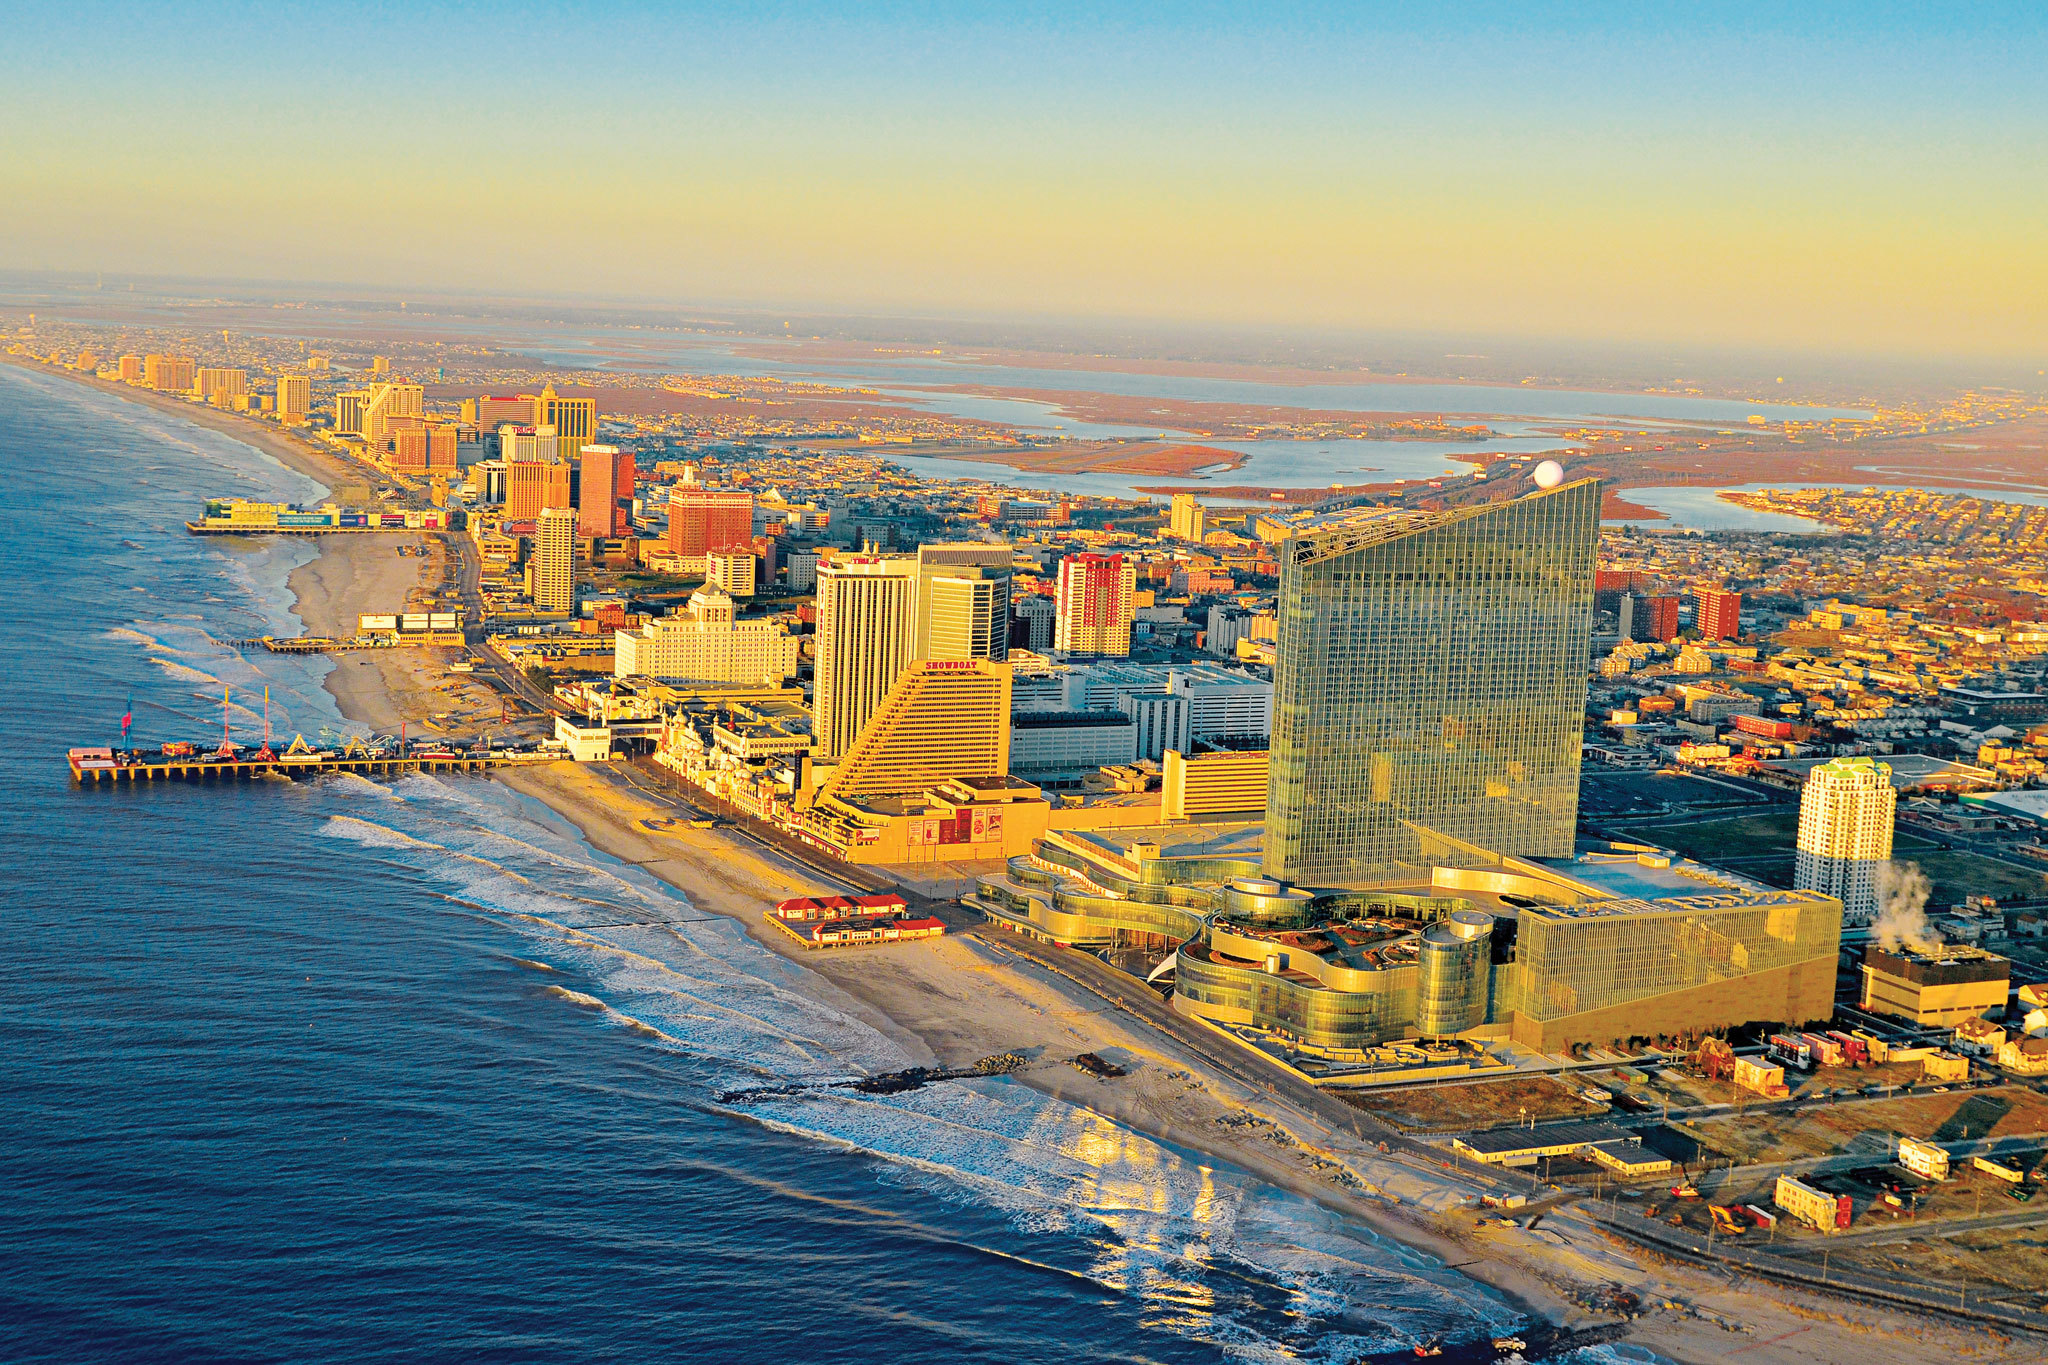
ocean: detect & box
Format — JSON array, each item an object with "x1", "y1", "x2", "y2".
[{"x1": 0, "y1": 365, "x2": 1611, "y2": 1362}]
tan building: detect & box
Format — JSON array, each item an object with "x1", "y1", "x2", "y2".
[
  {"x1": 532, "y1": 507, "x2": 577, "y2": 612},
  {"x1": 613, "y1": 588, "x2": 799, "y2": 684},
  {"x1": 195, "y1": 367, "x2": 248, "y2": 403},
  {"x1": 534, "y1": 384, "x2": 596, "y2": 460},
  {"x1": 1162, "y1": 748, "x2": 1269, "y2": 819},
  {"x1": 143, "y1": 354, "x2": 195, "y2": 392},
  {"x1": 1860, "y1": 944, "x2": 2010, "y2": 1026},
  {"x1": 334, "y1": 389, "x2": 368, "y2": 436},
  {"x1": 818, "y1": 659, "x2": 1012, "y2": 806},
  {"x1": 275, "y1": 373, "x2": 311, "y2": 425},
  {"x1": 1794, "y1": 756, "x2": 1896, "y2": 925},
  {"x1": 1169, "y1": 493, "x2": 1207, "y2": 542},
  {"x1": 362, "y1": 381, "x2": 425, "y2": 444},
  {"x1": 707, "y1": 548, "x2": 758, "y2": 597},
  {"x1": 118, "y1": 354, "x2": 145, "y2": 383},
  {"x1": 506, "y1": 459, "x2": 572, "y2": 521},
  {"x1": 914, "y1": 544, "x2": 1013, "y2": 662},
  {"x1": 812, "y1": 557, "x2": 917, "y2": 759}
]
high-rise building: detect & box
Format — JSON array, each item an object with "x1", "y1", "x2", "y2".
[
  {"x1": 1169, "y1": 493, "x2": 1207, "y2": 542},
  {"x1": 1627, "y1": 591, "x2": 1681, "y2": 642},
  {"x1": 142, "y1": 355, "x2": 195, "y2": 392},
  {"x1": 275, "y1": 373, "x2": 311, "y2": 425},
  {"x1": 362, "y1": 381, "x2": 424, "y2": 443},
  {"x1": 333, "y1": 390, "x2": 368, "y2": 436},
  {"x1": 469, "y1": 395, "x2": 534, "y2": 432},
  {"x1": 532, "y1": 507, "x2": 577, "y2": 612},
  {"x1": 117, "y1": 354, "x2": 145, "y2": 384},
  {"x1": 783, "y1": 549, "x2": 819, "y2": 593},
  {"x1": 668, "y1": 489, "x2": 754, "y2": 555},
  {"x1": 1795, "y1": 756, "x2": 1896, "y2": 925},
  {"x1": 614, "y1": 587, "x2": 801, "y2": 684},
  {"x1": 370, "y1": 355, "x2": 391, "y2": 375},
  {"x1": 1263, "y1": 479, "x2": 1600, "y2": 886},
  {"x1": 812, "y1": 557, "x2": 917, "y2": 759},
  {"x1": 1696, "y1": 586, "x2": 1742, "y2": 641},
  {"x1": 816, "y1": 659, "x2": 1011, "y2": 805},
  {"x1": 1014, "y1": 594, "x2": 1057, "y2": 652},
  {"x1": 506, "y1": 459, "x2": 572, "y2": 521},
  {"x1": 577, "y1": 444, "x2": 635, "y2": 538},
  {"x1": 708, "y1": 548, "x2": 758, "y2": 596},
  {"x1": 498, "y1": 424, "x2": 560, "y2": 465},
  {"x1": 1054, "y1": 553, "x2": 1136, "y2": 656},
  {"x1": 194, "y1": 368, "x2": 248, "y2": 403},
  {"x1": 914, "y1": 544, "x2": 1012, "y2": 663},
  {"x1": 534, "y1": 384, "x2": 597, "y2": 461},
  {"x1": 391, "y1": 422, "x2": 458, "y2": 471}
]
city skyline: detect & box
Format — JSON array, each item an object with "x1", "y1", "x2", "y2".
[{"x1": 4, "y1": 4, "x2": 2045, "y2": 359}]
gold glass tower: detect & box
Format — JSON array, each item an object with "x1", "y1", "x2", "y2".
[{"x1": 1263, "y1": 480, "x2": 1599, "y2": 885}]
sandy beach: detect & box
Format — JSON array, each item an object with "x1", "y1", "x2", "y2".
[
  {"x1": 494, "y1": 761, "x2": 2029, "y2": 1365},
  {"x1": 23, "y1": 352, "x2": 2035, "y2": 1362}
]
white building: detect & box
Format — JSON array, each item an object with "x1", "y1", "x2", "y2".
[
  {"x1": 1014, "y1": 594, "x2": 1057, "y2": 652},
  {"x1": 1794, "y1": 755, "x2": 1896, "y2": 924},
  {"x1": 613, "y1": 588, "x2": 800, "y2": 685},
  {"x1": 783, "y1": 549, "x2": 819, "y2": 593},
  {"x1": 707, "y1": 548, "x2": 758, "y2": 597},
  {"x1": 1009, "y1": 712, "x2": 1138, "y2": 778}
]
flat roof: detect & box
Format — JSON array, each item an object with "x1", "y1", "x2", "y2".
[{"x1": 1457, "y1": 1121, "x2": 1638, "y2": 1157}]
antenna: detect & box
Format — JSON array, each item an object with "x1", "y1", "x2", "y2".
[
  {"x1": 257, "y1": 686, "x2": 277, "y2": 762},
  {"x1": 216, "y1": 685, "x2": 236, "y2": 758}
]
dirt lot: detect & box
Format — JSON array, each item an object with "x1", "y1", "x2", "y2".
[
  {"x1": 1842, "y1": 1219, "x2": 2048, "y2": 1298},
  {"x1": 1348, "y1": 1072, "x2": 1604, "y2": 1132},
  {"x1": 1686, "y1": 1087, "x2": 2048, "y2": 1164}
]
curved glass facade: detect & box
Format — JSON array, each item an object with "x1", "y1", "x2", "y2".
[{"x1": 1414, "y1": 911, "x2": 1492, "y2": 1037}]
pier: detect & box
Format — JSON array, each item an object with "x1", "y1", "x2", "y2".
[{"x1": 69, "y1": 745, "x2": 551, "y2": 784}]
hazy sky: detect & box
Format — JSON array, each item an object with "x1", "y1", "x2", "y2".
[{"x1": 5, "y1": 2, "x2": 2044, "y2": 359}]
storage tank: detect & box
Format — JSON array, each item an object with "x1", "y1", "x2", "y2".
[{"x1": 1413, "y1": 909, "x2": 1493, "y2": 1037}]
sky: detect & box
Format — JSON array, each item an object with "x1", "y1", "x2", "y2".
[{"x1": 3, "y1": 2, "x2": 2044, "y2": 360}]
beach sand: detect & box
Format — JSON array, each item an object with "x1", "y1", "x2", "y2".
[
  {"x1": 494, "y1": 760, "x2": 2028, "y2": 1365},
  {"x1": 23, "y1": 354, "x2": 2034, "y2": 1362}
]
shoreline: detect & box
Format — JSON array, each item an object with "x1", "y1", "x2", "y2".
[{"x1": 26, "y1": 352, "x2": 2033, "y2": 1363}]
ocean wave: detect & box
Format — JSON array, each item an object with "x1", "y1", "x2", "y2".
[
  {"x1": 320, "y1": 815, "x2": 442, "y2": 851},
  {"x1": 302, "y1": 780, "x2": 1510, "y2": 1356}
]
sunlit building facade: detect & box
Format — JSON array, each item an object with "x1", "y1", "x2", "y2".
[
  {"x1": 1794, "y1": 755, "x2": 1895, "y2": 925},
  {"x1": 1263, "y1": 480, "x2": 1600, "y2": 886}
]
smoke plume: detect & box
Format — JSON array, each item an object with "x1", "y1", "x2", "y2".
[{"x1": 1873, "y1": 861, "x2": 1940, "y2": 953}]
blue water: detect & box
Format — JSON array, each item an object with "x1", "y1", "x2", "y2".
[{"x1": 0, "y1": 363, "x2": 1570, "y2": 1361}]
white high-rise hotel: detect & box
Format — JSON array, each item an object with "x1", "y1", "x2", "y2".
[{"x1": 1794, "y1": 756, "x2": 1896, "y2": 925}]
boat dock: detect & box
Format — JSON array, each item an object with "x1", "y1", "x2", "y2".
[{"x1": 69, "y1": 745, "x2": 550, "y2": 784}]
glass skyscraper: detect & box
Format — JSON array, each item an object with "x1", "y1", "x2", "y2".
[{"x1": 1263, "y1": 480, "x2": 1599, "y2": 886}]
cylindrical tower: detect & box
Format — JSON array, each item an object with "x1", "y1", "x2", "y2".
[{"x1": 1414, "y1": 909, "x2": 1493, "y2": 1037}]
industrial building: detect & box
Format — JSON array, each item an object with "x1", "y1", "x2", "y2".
[{"x1": 1859, "y1": 944, "x2": 2011, "y2": 1026}]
